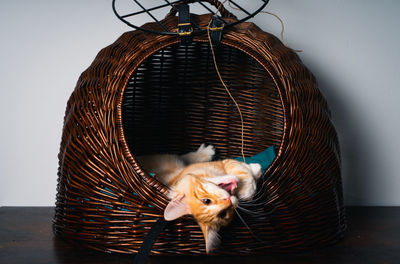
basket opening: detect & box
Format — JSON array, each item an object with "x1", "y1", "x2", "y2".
[{"x1": 122, "y1": 41, "x2": 284, "y2": 163}]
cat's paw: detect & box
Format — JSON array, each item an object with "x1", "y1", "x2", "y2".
[
  {"x1": 237, "y1": 179, "x2": 257, "y2": 201},
  {"x1": 181, "y1": 144, "x2": 216, "y2": 164},
  {"x1": 248, "y1": 163, "x2": 262, "y2": 179},
  {"x1": 196, "y1": 144, "x2": 216, "y2": 162}
]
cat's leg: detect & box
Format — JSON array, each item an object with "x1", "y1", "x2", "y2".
[
  {"x1": 222, "y1": 159, "x2": 262, "y2": 201},
  {"x1": 136, "y1": 154, "x2": 186, "y2": 184},
  {"x1": 180, "y1": 144, "x2": 215, "y2": 164}
]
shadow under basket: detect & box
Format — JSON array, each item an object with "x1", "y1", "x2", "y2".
[{"x1": 54, "y1": 13, "x2": 346, "y2": 255}]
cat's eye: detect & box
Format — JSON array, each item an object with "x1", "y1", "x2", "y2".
[{"x1": 201, "y1": 198, "x2": 212, "y2": 205}]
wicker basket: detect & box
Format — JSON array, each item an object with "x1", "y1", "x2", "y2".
[{"x1": 54, "y1": 4, "x2": 346, "y2": 255}]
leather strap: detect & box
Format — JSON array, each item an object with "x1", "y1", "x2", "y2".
[
  {"x1": 209, "y1": 15, "x2": 224, "y2": 45},
  {"x1": 133, "y1": 218, "x2": 167, "y2": 264},
  {"x1": 177, "y1": 3, "x2": 193, "y2": 45}
]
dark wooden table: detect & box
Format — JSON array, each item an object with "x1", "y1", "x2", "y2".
[{"x1": 0, "y1": 207, "x2": 399, "y2": 264}]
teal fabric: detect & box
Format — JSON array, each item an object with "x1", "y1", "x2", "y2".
[{"x1": 234, "y1": 146, "x2": 276, "y2": 174}]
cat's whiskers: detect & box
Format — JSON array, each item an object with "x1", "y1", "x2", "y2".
[
  {"x1": 234, "y1": 208, "x2": 266, "y2": 243},
  {"x1": 239, "y1": 186, "x2": 275, "y2": 205},
  {"x1": 236, "y1": 205, "x2": 265, "y2": 217}
]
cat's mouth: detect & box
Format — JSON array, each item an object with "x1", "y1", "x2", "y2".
[{"x1": 218, "y1": 179, "x2": 238, "y2": 196}]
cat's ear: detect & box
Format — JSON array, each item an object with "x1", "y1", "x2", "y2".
[
  {"x1": 199, "y1": 224, "x2": 220, "y2": 253},
  {"x1": 164, "y1": 194, "x2": 191, "y2": 221}
]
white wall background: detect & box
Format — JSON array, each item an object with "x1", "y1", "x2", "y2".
[{"x1": 0, "y1": 0, "x2": 399, "y2": 206}]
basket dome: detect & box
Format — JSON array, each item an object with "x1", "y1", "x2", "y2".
[{"x1": 54, "y1": 12, "x2": 345, "y2": 255}]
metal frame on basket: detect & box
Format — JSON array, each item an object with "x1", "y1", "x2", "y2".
[{"x1": 112, "y1": 0, "x2": 270, "y2": 36}]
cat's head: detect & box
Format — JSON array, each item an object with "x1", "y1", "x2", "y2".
[{"x1": 164, "y1": 174, "x2": 238, "y2": 253}]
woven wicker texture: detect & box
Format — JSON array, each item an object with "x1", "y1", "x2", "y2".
[{"x1": 54, "y1": 11, "x2": 345, "y2": 255}]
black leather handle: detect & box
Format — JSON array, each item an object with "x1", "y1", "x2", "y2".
[
  {"x1": 133, "y1": 218, "x2": 167, "y2": 264},
  {"x1": 166, "y1": 0, "x2": 236, "y2": 19},
  {"x1": 177, "y1": 3, "x2": 193, "y2": 44}
]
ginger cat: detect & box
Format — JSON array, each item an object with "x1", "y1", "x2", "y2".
[{"x1": 137, "y1": 144, "x2": 262, "y2": 253}]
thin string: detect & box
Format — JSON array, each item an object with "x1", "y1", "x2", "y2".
[
  {"x1": 206, "y1": 1, "x2": 246, "y2": 162},
  {"x1": 227, "y1": 1, "x2": 302, "y2": 52}
]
